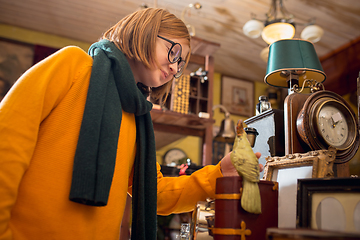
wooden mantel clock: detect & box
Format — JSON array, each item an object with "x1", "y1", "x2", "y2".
[
  {"x1": 264, "y1": 39, "x2": 360, "y2": 176},
  {"x1": 296, "y1": 90, "x2": 359, "y2": 163}
]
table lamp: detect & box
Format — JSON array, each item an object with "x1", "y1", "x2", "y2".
[{"x1": 264, "y1": 39, "x2": 326, "y2": 93}]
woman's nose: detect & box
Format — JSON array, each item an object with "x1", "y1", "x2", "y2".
[{"x1": 169, "y1": 62, "x2": 178, "y2": 75}]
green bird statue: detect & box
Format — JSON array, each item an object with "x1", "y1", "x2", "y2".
[{"x1": 230, "y1": 119, "x2": 262, "y2": 214}]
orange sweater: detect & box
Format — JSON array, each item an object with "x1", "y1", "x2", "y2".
[{"x1": 0, "y1": 46, "x2": 223, "y2": 240}]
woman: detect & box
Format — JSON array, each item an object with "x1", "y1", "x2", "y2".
[{"x1": 0, "y1": 7, "x2": 258, "y2": 240}]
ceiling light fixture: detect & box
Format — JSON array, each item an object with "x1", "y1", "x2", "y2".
[
  {"x1": 243, "y1": 0, "x2": 324, "y2": 46},
  {"x1": 181, "y1": 3, "x2": 202, "y2": 36}
]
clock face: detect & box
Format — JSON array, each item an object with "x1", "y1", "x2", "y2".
[
  {"x1": 163, "y1": 148, "x2": 187, "y2": 166},
  {"x1": 317, "y1": 105, "x2": 349, "y2": 148}
]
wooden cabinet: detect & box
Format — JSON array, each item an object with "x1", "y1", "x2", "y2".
[
  {"x1": 151, "y1": 37, "x2": 220, "y2": 166},
  {"x1": 188, "y1": 75, "x2": 209, "y2": 115}
]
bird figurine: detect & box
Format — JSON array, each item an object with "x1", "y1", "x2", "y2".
[{"x1": 230, "y1": 119, "x2": 261, "y2": 214}]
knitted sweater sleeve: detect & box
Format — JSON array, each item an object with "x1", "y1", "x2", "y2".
[
  {"x1": 0, "y1": 46, "x2": 90, "y2": 239},
  {"x1": 156, "y1": 162, "x2": 223, "y2": 215}
]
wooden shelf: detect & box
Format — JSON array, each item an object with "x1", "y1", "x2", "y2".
[
  {"x1": 151, "y1": 109, "x2": 214, "y2": 130},
  {"x1": 151, "y1": 109, "x2": 214, "y2": 150}
]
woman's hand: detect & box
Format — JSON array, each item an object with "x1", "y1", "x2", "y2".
[{"x1": 220, "y1": 151, "x2": 263, "y2": 177}]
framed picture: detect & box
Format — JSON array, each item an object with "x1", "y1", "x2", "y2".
[
  {"x1": 297, "y1": 177, "x2": 360, "y2": 233},
  {"x1": 263, "y1": 148, "x2": 337, "y2": 229},
  {"x1": 263, "y1": 148, "x2": 337, "y2": 181},
  {"x1": 0, "y1": 38, "x2": 34, "y2": 86},
  {"x1": 221, "y1": 76, "x2": 254, "y2": 117},
  {"x1": 0, "y1": 38, "x2": 58, "y2": 100}
]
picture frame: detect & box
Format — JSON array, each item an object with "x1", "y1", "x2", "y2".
[
  {"x1": 0, "y1": 38, "x2": 34, "y2": 86},
  {"x1": 0, "y1": 38, "x2": 58, "y2": 97},
  {"x1": 263, "y1": 148, "x2": 337, "y2": 181},
  {"x1": 297, "y1": 177, "x2": 360, "y2": 233},
  {"x1": 263, "y1": 148, "x2": 337, "y2": 228},
  {"x1": 221, "y1": 76, "x2": 254, "y2": 117}
]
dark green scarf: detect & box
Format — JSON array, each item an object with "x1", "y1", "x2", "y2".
[{"x1": 69, "y1": 39, "x2": 157, "y2": 240}]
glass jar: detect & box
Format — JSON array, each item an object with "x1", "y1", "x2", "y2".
[{"x1": 256, "y1": 95, "x2": 271, "y2": 115}]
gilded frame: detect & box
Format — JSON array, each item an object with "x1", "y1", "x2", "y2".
[{"x1": 263, "y1": 147, "x2": 337, "y2": 181}]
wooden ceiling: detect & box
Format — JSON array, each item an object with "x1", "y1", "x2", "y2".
[{"x1": 0, "y1": 0, "x2": 359, "y2": 94}]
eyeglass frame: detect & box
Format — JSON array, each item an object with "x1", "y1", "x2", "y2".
[{"x1": 157, "y1": 35, "x2": 186, "y2": 78}]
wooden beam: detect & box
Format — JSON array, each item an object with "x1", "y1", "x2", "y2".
[{"x1": 320, "y1": 36, "x2": 360, "y2": 96}]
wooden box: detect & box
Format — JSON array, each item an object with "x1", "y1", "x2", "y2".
[{"x1": 214, "y1": 177, "x2": 278, "y2": 240}]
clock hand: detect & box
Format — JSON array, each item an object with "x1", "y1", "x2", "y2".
[{"x1": 330, "y1": 116, "x2": 336, "y2": 128}]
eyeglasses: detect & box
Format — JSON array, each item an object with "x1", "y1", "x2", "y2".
[{"x1": 157, "y1": 35, "x2": 186, "y2": 78}]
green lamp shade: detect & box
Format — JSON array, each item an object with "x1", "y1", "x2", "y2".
[{"x1": 264, "y1": 39, "x2": 326, "y2": 88}]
